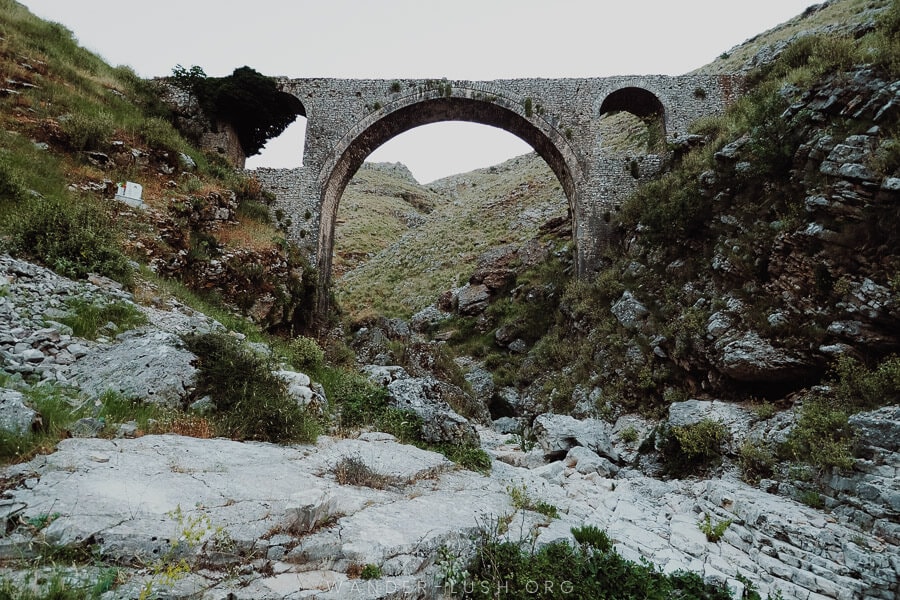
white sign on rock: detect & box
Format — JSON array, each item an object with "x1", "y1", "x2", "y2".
[{"x1": 115, "y1": 181, "x2": 145, "y2": 209}]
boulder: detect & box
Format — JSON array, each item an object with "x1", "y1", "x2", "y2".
[
  {"x1": 716, "y1": 331, "x2": 815, "y2": 382},
  {"x1": 284, "y1": 489, "x2": 339, "y2": 534},
  {"x1": 565, "y1": 446, "x2": 619, "y2": 477},
  {"x1": 66, "y1": 330, "x2": 197, "y2": 407},
  {"x1": 360, "y1": 364, "x2": 410, "y2": 387},
  {"x1": 849, "y1": 405, "x2": 900, "y2": 454},
  {"x1": 275, "y1": 369, "x2": 325, "y2": 413},
  {"x1": 386, "y1": 377, "x2": 480, "y2": 446},
  {"x1": 0, "y1": 389, "x2": 37, "y2": 435},
  {"x1": 456, "y1": 284, "x2": 490, "y2": 316},
  {"x1": 532, "y1": 413, "x2": 618, "y2": 462},
  {"x1": 611, "y1": 291, "x2": 649, "y2": 329}
]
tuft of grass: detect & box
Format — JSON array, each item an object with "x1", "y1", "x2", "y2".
[
  {"x1": 508, "y1": 484, "x2": 560, "y2": 519},
  {"x1": 57, "y1": 297, "x2": 147, "y2": 339},
  {"x1": 0, "y1": 570, "x2": 116, "y2": 600},
  {"x1": 333, "y1": 455, "x2": 395, "y2": 489}
]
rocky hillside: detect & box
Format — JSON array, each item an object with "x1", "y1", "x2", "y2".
[{"x1": 0, "y1": 254, "x2": 897, "y2": 599}]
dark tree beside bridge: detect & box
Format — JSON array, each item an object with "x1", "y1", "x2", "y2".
[{"x1": 171, "y1": 64, "x2": 304, "y2": 157}]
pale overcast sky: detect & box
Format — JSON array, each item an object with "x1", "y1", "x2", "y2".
[{"x1": 21, "y1": 0, "x2": 815, "y2": 182}]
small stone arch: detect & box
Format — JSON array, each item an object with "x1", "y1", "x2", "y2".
[
  {"x1": 313, "y1": 89, "x2": 583, "y2": 315},
  {"x1": 598, "y1": 86, "x2": 668, "y2": 151}
]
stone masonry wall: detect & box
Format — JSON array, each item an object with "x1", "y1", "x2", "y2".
[{"x1": 249, "y1": 75, "x2": 743, "y2": 314}]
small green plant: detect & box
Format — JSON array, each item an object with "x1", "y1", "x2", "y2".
[
  {"x1": 139, "y1": 505, "x2": 231, "y2": 600},
  {"x1": 389, "y1": 81, "x2": 402, "y2": 93},
  {"x1": 799, "y1": 490, "x2": 825, "y2": 509},
  {"x1": 523, "y1": 97, "x2": 533, "y2": 118},
  {"x1": 26, "y1": 512, "x2": 61, "y2": 531},
  {"x1": 619, "y1": 425, "x2": 639, "y2": 444},
  {"x1": 360, "y1": 563, "x2": 382, "y2": 580},
  {"x1": 508, "y1": 484, "x2": 560, "y2": 519},
  {"x1": 698, "y1": 513, "x2": 732, "y2": 542},
  {"x1": 513, "y1": 426, "x2": 535, "y2": 451},
  {"x1": 752, "y1": 402, "x2": 777, "y2": 420}
]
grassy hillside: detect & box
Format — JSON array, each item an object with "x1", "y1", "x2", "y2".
[
  {"x1": 334, "y1": 153, "x2": 568, "y2": 320},
  {"x1": 0, "y1": 1, "x2": 316, "y2": 331}
]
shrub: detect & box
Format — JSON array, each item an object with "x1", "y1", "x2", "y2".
[
  {"x1": 657, "y1": 419, "x2": 729, "y2": 477},
  {"x1": 0, "y1": 158, "x2": 25, "y2": 204},
  {"x1": 59, "y1": 110, "x2": 114, "y2": 151},
  {"x1": 285, "y1": 336, "x2": 325, "y2": 371},
  {"x1": 8, "y1": 194, "x2": 133, "y2": 284},
  {"x1": 781, "y1": 355, "x2": 900, "y2": 473},
  {"x1": 182, "y1": 332, "x2": 319, "y2": 443},
  {"x1": 571, "y1": 524, "x2": 612, "y2": 552},
  {"x1": 738, "y1": 440, "x2": 776, "y2": 484},
  {"x1": 830, "y1": 354, "x2": 900, "y2": 410},
  {"x1": 465, "y1": 524, "x2": 733, "y2": 599},
  {"x1": 780, "y1": 396, "x2": 854, "y2": 472}
]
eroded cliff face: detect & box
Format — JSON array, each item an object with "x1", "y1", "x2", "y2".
[{"x1": 157, "y1": 81, "x2": 246, "y2": 168}]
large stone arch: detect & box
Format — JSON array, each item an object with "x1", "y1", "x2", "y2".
[{"x1": 313, "y1": 87, "x2": 584, "y2": 315}]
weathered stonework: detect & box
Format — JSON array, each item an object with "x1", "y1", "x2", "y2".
[{"x1": 250, "y1": 75, "x2": 742, "y2": 317}]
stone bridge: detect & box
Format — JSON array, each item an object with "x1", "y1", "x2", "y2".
[{"x1": 251, "y1": 75, "x2": 743, "y2": 316}]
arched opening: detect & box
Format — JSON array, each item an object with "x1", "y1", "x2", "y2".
[
  {"x1": 245, "y1": 115, "x2": 308, "y2": 169},
  {"x1": 316, "y1": 95, "x2": 581, "y2": 317},
  {"x1": 333, "y1": 122, "x2": 567, "y2": 320},
  {"x1": 597, "y1": 87, "x2": 666, "y2": 159}
]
